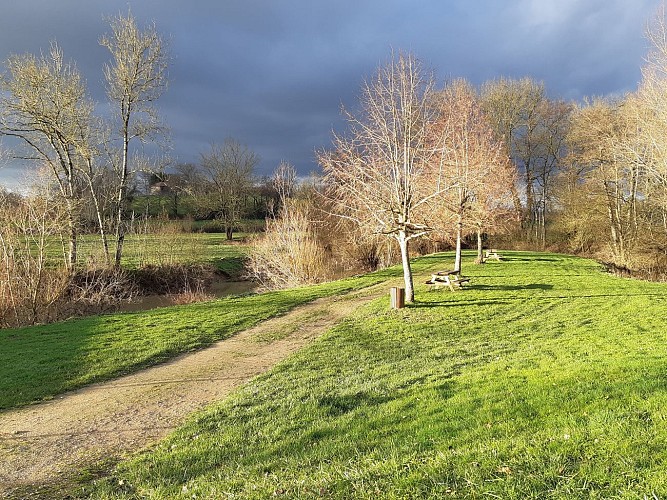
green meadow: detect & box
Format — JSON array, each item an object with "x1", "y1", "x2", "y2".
[
  {"x1": 0, "y1": 267, "x2": 401, "y2": 411},
  {"x1": 85, "y1": 251, "x2": 667, "y2": 498},
  {"x1": 58, "y1": 232, "x2": 250, "y2": 270},
  {"x1": 4, "y1": 251, "x2": 667, "y2": 497}
]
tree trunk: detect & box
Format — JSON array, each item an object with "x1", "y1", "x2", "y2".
[
  {"x1": 114, "y1": 189, "x2": 126, "y2": 269},
  {"x1": 97, "y1": 219, "x2": 110, "y2": 267},
  {"x1": 540, "y1": 201, "x2": 547, "y2": 249},
  {"x1": 65, "y1": 197, "x2": 77, "y2": 271},
  {"x1": 114, "y1": 129, "x2": 130, "y2": 269},
  {"x1": 475, "y1": 227, "x2": 484, "y2": 264},
  {"x1": 397, "y1": 231, "x2": 414, "y2": 303},
  {"x1": 607, "y1": 202, "x2": 624, "y2": 262},
  {"x1": 226, "y1": 225, "x2": 234, "y2": 241},
  {"x1": 88, "y1": 178, "x2": 110, "y2": 266},
  {"x1": 510, "y1": 182, "x2": 523, "y2": 225},
  {"x1": 454, "y1": 217, "x2": 463, "y2": 273},
  {"x1": 525, "y1": 168, "x2": 536, "y2": 241}
]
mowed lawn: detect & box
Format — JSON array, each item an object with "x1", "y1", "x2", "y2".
[
  {"x1": 60, "y1": 232, "x2": 250, "y2": 269},
  {"x1": 0, "y1": 267, "x2": 402, "y2": 411},
  {"x1": 88, "y1": 252, "x2": 667, "y2": 499}
]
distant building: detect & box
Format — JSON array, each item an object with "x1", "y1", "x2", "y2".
[{"x1": 150, "y1": 181, "x2": 171, "y2": 195}]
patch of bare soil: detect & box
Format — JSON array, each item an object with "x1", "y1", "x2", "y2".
[{"x1": 0, "y1": 284, "x2": 389, "y2": 498}]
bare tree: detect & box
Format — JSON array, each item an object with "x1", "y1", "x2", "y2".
[
  {"x1": 480, "y1": 77, "x2": 545, "y2": 234},
  {"x1": 320, "y1": 53, "x2": 450, "y2": 303},
  {"x1": 434, "y1": 79, "x2": 513, "y2": 271},
  {"x1": 169, "y1": 162, "x2": 203, "y2": 217},
  {"x1": 565, "y1": 98, "x2": 643, "y2": 263},
  {"x1": 101, "y1": 12, "x2": 168, "y2": 267},
  {"x1": 0, "y1": 44, "x2": 96, "y2": 269},
  {"x1": 637, "y1": 3, "x2": 667, "y2": 240},
  {"x1": 532, "y1": 99, "x2": 572, "y2": 247},
  {"x1": 199, "y1": 139, "x2": 258, "y2": 240},
  {"x1": 272, "y1": 161, "x2": 298, "y2": 209}
]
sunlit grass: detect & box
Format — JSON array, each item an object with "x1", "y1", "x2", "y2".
[
  {"x1": 64, "y1": 232, "x2": 249, "y2": 269},
  {"x1": 89, "y1": 251, "x2": 667, "y2": 498},
  {"x1": 0, "y1": 264, "x2": 408, "y2": 411}
]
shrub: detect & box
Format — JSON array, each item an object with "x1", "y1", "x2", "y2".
[
  {"x1": 128, "y1": 263, "x2": 217, "y2": 295},
  {"x1": 246, "y1": 200, "x2": 333, "y2": 290}
]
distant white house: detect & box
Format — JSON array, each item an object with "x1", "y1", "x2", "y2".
[{"x1": 149, "y1": 181, "x2": 171, "y2": 195}]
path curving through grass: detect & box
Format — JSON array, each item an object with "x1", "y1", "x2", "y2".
[
  {"x1": 90, "y1": 251, "x2": 667, "y2": 499},
  {"x1": 0, "y1": 282, "x2": 395, "y2": 498}
]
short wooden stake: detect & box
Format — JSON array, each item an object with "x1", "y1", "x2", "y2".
[{"x1": 390, "y1": 287, "x2": 405, "y2": 309}]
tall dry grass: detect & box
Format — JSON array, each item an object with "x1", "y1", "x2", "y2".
[{"x1": 246, "y1": 199, "x2": 333, "y2": 290}]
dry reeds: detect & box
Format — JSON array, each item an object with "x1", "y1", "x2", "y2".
[{"x1": 246, "y1": 199, "x2": 332, "y2": 290}]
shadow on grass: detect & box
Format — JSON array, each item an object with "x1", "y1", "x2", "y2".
[
  {"x1": 413, "y1": 291, "x2": 667, "y2": 309},
  {"x1": 501, "y1": 256, "x2": 560, "y2": 262},
  {"x1": 318, "y1": 392, "x2": 393, "y2": 416},
  {"x1": 470, "y1": 284, "x2": 554, "y2": 291},
  {"x1": 435, "y1": 379, "x2": 458, "y2": 400},
  {"x1": 410, "y1": 299, "x2": 514, "y2": 308},
  {"x1": 471, "y1": 274, "x2": 593, "y2": 278}
]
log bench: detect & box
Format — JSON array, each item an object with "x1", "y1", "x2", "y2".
[{"x1": 425, "y1": 270, "x2": 470, "y2": 291}]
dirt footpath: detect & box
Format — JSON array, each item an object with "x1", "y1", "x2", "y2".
[{"x1": 0, "y1": 285, "x2": 387, "y2": 498}]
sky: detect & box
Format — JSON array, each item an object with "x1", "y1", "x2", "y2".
[{"x1": 0, "y1": 0, "x2": 661, "y2": 190}]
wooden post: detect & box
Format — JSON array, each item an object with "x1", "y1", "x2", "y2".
[{"x1": 390, "y1": 287, "x2": 405, "y2": 309}]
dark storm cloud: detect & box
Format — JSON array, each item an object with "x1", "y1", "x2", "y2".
[{"x1": 0, "y1": 0, "x2": 662, "y2": 189}]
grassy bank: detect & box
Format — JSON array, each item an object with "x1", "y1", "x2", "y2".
[
  {"x1": 0, "y1": 264, "x2": 409, "y2": 411},
  {"x1": 89, "y1": 251, "x2": 667, "y2": 498}
]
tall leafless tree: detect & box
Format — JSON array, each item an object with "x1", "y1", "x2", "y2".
[
  {"x1": 101, "y1": 12, "x2": 168, "y2": 268},
  {"x1": 320, "y1": 53, "x2": 451, "y2": 303},
  {"x1": 565, "y1": 98, "x2": 643, "y2": 263},
  {"x1": 635, "y1": 3, "x2": 667, "y2": 238},
  {"x1": 531, "y1": 99, "x2": 572, "y2": 247},
  {"x1": 434, "y1": 79, "x2": 514, "y2": 271},
  {"x1": 0, "y1": 44, "x2": 103, "y2": 269},
  {"x1": 480, "y1": 78, "x2": 545, "y2": 233}
]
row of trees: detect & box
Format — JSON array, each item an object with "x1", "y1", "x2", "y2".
[
  {"x1": 319, "y1": 54, "x2": 516, "y2": 302},
  {"x1": 555, "y1": 8, "x2": 667, "y2": 270},
  {"x1": 480, "y1": 77, "x2": 571, "y2": 246},
  {"x1": 472, "y1": 6, "x2": 667, "y2": 275},
  {"x1": 0, "y1": 13, "x2": 167, "y2": 270},
  {"x1": 476, "y1": 6, "x2": 667, "y2": 273},
  {"x1": 315, "y1": 5, "x2": 667, "y2": 300},
  {"x1": 6, "y1": 6, "x2": 667, "y2": 311},
  {"x1": 141, "y1": 139, "x2": 268, "y2": 241}
]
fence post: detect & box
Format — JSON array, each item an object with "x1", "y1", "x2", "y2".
[{"x1": 390, "y1": 287, "x2": 405, "y2": 309}]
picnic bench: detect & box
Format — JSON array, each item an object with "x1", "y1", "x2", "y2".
[
  {"x1": 425, "y1": 270, "x2": 470, "y2": 291},
  {"x1": 484, "y1": 249, "x2": 503, "y2": 261}
]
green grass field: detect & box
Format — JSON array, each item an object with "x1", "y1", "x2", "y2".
[
  {"x1": 70, "y1": 232, "x2": 249, "y2": 270},
  {"x1": 0, "y1": 266, "x2": 404, "y2": 411},
  {"x1": 84, "y1": 251, "x2": 667, "y2": 498}
]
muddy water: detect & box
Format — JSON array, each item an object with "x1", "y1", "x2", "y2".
[{"x1": 120, "y1": 280, "x2": 257, "y2": 312}]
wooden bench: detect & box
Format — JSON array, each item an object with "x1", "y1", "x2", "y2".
[
  {"x1": 484, "y1": 249, "x2": 503, "y2": 261},
  {"x1": 425, "y1": 270, "x2": 470, "y2": 291}
]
